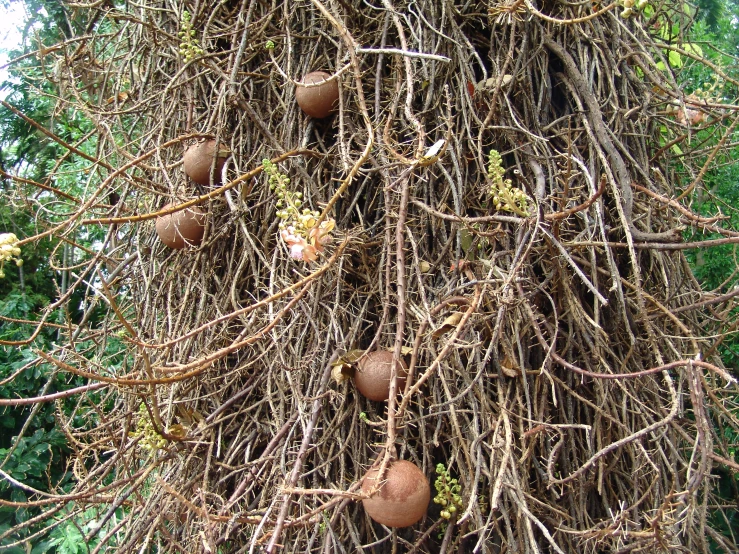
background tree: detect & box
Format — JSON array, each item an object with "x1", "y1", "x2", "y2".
[{"x1": 0, "y1": 2, "x2": 124, "y2": 550}]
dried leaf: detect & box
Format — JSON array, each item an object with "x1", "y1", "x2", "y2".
[
  {"x1": 166, "y1": 424, "x2": 187, "y2": 439},
  {"x1": 331, "y1": 363, "x2": 352, "y2": 384},
  {"x1": 476, "y1": 75, "x2": 511, "y2": 92},
  {"x1": 500, "y1": 354, "x2": 520, "y2": 378},
  {"x1": 105, "y1": 91, "x2": 129, "y2": 105},
  {"x1": 499, "y1": 340, "x2": 521, "y2": 377},
  {"x1": 331, "y1": 349, "x2": 366, "y2": 384},
  {"x1": 176, "y1": 407, "x2": 204, "y2": 425},
  {"x1": 339, "y1": 349, "x2": 366, "y2": 364},
  {"x1": 432, "y1": 312, "x2": 463, "y2": 339}
]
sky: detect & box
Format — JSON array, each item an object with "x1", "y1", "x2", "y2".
[{"x1": 0, "y1": 1, "x2": 29, "y2": 87}]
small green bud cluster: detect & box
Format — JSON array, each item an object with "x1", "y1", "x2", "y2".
[
  {"x1": 129, "y1": 404, "x2": 166, "y2": 452},
  {"x1": 433, "y1": 463, "x2": 463, "y2": 520},
  {"x1": 0, "y1": 233, "x2": 23, "y2": 278},
  {"x1": 487, "y1": 149, "x2": 531, "y2": 217},
  {"x1": 178, "y1": 11, "x2": 204, "y2": 61},
  {"x1": 265, "y1": 40, "x2": 276, "y2": 50},
  {"x1": 619, "y1": 0, "x2": 648, "y2": 18},
  {"x1": 263, "y1": 159, "x2": 320, "y2": 236}
]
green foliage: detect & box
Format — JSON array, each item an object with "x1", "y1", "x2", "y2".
[
  {"x1": 0, "y1": 1, "x2": 131, "y2": 547},
  {"x1": 685, "y1": 162, "x2": 739, "y2": 369},
  {"x1": 0, "y1": 428, "x2": 67, "y2": 494},
  {"x1": 697, "y1": 0, "x2": 726, "y2": 31},
  {"x1": 50, "y1": 522, "x2": 84, "y2": 554},
  {"x1": 14, "y1": 505, "x2": 128, "y2": 554},
  {"x1": 0, "y1": 430, "x2": 70, "y2": 550},
  {"x1": 669, "y1": 3, "x2": 739, "y2": 550}
]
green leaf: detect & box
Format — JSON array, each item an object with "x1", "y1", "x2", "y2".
[
  {"x1": 668, "y1": 51, "x2": 683, "y2": 68},
  {"x1": 460, "y1": 228, "x2": 473, "y2": 255},
  {"x1": 26, "y1": 459, "x2": 46, "y2": 478},
  {"x1": 31, "y1": 541, "x2": 55, "y2": 554},
  {"x1": 681, "y1": 43, "x2": 703, "y2": 57},
  {"x1": 51, "y1": 522, "x2": 84, "y2": 554}
]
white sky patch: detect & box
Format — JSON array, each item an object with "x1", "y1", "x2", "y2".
[{"x1": 0, "y1": 2, "x2": 29, "y2": 91}]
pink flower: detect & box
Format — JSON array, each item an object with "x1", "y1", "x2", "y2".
[
  {"x1": 309, "y1": 219, "x2": 335, "y2": 247},
  {"x1": 289, "y1": 241, "x2": 306, "y2": 259},
  {"x1": 677, "y1": 95, "x2": 708, "y2": 126},
  {"x1": 281, "y1": 228, "x2": 318, "y2": 262},
  {"x1": 289, "y1": 239, "x2": 318, "y2": 262},
  {"x1": 280, "y1": 219, "x2": 335, "y2": 262},
  {"x1": 301, "y1": 243, "x2": 319, "y2": 261}
]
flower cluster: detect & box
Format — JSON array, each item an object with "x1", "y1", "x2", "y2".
[
  {"x1": 433, "y1": 463, "x2": 463, "y2": 520},
  {"x1": 666, "y1": 88, "x2": 720, "y2": 127},
  {"x1": 129, "y1": 404, "x2": 166, "y2": 452},
  {"x1": 619, "y1": 0, "x2": 648, "y2": 18},
  {"x1": 178, "y1": 11, "x2": 204, "y2": 61},
  {"x1": 488, "y1": 149, "x2": 530, "y2": 217},
  {"x1": 674, "y1": 94, "x2": 708, "y2": 126},
  {"x1": 668, "y1": 71, "x2": 721, "y2": 126},
  {"x1": 264, "y1": 159, "x2": 335, "y2": 262},
  {"x1": 0, "y1": 233, "x2": 23, "y2": 278}
]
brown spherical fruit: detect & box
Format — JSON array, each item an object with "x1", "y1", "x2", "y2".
[
  {"x1": 354, "y1": 350, "x2": 408, "y2": 402},
  {"x1": 295, "y1": 71, "x2": 339, "y2": 118},
  {"x1": 361, "y1": 460, "x2": 430, "y2": 528},
  {"x1": 155, "y1": 204, "x2": 206, "y2": 249},
  {"x1": 183, "y1": 140, "x2": 227, "y2": 186}
]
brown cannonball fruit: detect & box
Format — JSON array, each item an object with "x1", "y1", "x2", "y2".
[
  {"x1": 361, "y1": 460, "x2": 430, "y2": 528},
  {"x1": 183, "y1": 140, "x2": 227, "y2": 186},
  {"x1": 354, "y1": 350, "x2": 408, "y2": 402},
  {"x1": 155, "y1": 204, "x2": 206, "y2": 249},
  {"x1": 295, "y1": 71, "x2": 339, "y2": 118}
]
